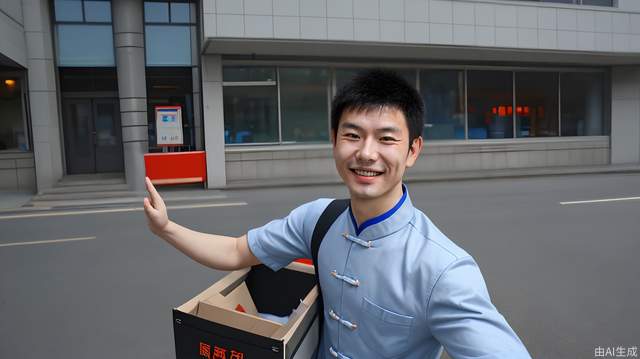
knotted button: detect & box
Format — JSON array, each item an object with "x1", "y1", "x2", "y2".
[
  {"x1": 331, "y1": 270, "x2": 360, "y2": 287},
  {"x1": 329, "y1": 309, "x2": 358, "y2": 330},
  {"x1": 342, "y1": 232, "x2": 373, "y2": 248},
  {"x1": 329, "y1": 346, "x2": 352, "y2": 359}
]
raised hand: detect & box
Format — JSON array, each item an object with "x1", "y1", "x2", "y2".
[{"x1": 143, "y1": 177, "x2": 170, "y2": 235}]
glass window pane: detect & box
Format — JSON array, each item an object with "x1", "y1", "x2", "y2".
[
  {"x1": 515, "y1": 72, "x2": 559, "y2": 137},
  {"x1": 171, "y1": 3, "x2": 190, "y2": 23},
  {"x1": 467, "y1": 71, "x2": 514, "y2": 139},
  {"x1": 420, "y1": 70, "x2": 465, "y2": 140},
  {"x1": 280, "y1": 68, "x2": 329, "y2": 143},
  {"x1": 561, "y1": 72, "x2": 604, "y2": 136},
  {"x1": 223, "y1": 86, "x2": 279, "y2": 144},
  {"x1": 145, "y1": 67, "x2": 195, "y2": 151},
  {"x1": 144, "y1": 2, "x2": 169, "y2": 23},
  {"x1": 84, "y1": 1, "x2": 112, "y2": 22},
  {"x1": 541, "y1": 0, "x2": 576, "y2": 4},
  {"x1": 0, "y1": 77, "x2": 28, "y2": 151},
  {"x1": 145, "y1": 25, "x2": 191, "y2": 66},
  {"x1": 581, "y1": 0, "x2": 613, "y2": 6},
  {"x1": 223, "y1": 67, "x2": 276, "y2": 82},
  {"x1": 54, "y1": 0, "x2": 83, "y2": 22},
  {"x1": 56, "y1": 25, "x2": 115, "y2": 66}
]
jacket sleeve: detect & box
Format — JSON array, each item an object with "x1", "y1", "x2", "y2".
[
  {"x1": 426, "y1": 256, "x2": 532, "y2": 359},
  {"x1": 247, "y1": 198, "x2": 332, "y2": 271}
]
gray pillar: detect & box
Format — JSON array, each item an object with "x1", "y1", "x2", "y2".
[
  {"x1": 611, "y1": 66, "x2": 640, "y2": 164},
  {"x1": 202, "y1": 55, "x2": 227, "y2": 188},
  {"x1": 193, "y1": 67, "x2": 204, "y2": 150},
  {"x1": 112, "y1": 0, "x2": 148, "y2": 191},
  {"x1": 23, "y1": 0, "x2": 64, "y2": 193}
]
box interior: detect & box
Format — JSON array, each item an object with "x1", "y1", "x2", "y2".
[{"x1": 177, "y1": 262, "x2": 318, "y2": 341}]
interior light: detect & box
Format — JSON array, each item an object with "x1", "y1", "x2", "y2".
[{"x1": 4, "y1": 79, "x2": 16, "y2": 87}]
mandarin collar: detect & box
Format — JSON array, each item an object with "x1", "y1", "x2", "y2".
[{"x1": 347, "y1": 184, "x2": 415, "y2": 241}]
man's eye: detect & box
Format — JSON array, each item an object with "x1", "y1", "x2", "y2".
[
  {"x1": 381, "y1": 136, "x2": 398, "y2": 142},
  {"x1": 344, "y1": 133, "x2": 359, "y2": 139}
]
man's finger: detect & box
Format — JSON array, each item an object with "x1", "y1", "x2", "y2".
[
  {"x1": 145, "y1": 177, "x2": 163, "y2": 205},
  {"x1": 143, "y1": 197, "x2": 156, "y2": 213}
]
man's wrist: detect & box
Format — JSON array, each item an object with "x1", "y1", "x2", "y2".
[{"x1": 154, "y1": 219, "x2": 175, "y2": 238}]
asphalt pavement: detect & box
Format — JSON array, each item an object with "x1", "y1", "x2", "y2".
[{"x1": 1, "y1": 172, "x2": 639, "y2": 359}]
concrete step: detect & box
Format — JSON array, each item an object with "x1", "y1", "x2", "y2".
[
  {"x1": 33, "y1": 190, "x2": 136, "y2": 202},
  {"x1": 56, "y1": 173, "x2": 125, "y2": 187},
  {"x1": 40, "y1": 183, "x2": 130, "y2": 195}
]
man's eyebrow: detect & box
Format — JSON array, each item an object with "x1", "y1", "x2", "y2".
[
  {"x1": 340, "y1": 122, "x2": 402, "y2": 134},
  {"x1": 377, "y1": 126, "x2": 402, "y2": 134},
  {"x1": 339, "y1": 122, "x2": 362, "y2": 131}
]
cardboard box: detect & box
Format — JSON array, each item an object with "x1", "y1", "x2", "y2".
[{"x1": 173, "y1": 262, "x2": 319, "y2": 359}]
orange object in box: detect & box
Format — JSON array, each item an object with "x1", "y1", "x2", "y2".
[{"x1": 144, "y1": 151, "x2": 207, "y2": 185}]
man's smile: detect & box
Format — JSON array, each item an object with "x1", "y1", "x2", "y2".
[{"x1": 350, "y1": 168, "x2": 384, "y2": 177}]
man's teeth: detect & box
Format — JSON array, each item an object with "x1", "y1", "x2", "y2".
[{"x1": 354, "y1": 169, "x2": 382, "y2": 177}]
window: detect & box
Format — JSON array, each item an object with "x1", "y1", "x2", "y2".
[
  {"x1": 515, "y1": 72, "x2": 559, "y2": 137},
  {"x1": 145, "y1": 26, "x2": 191, "y2": 66},
  {"x1": 223, "y1": 67, "x2": 278, "y2": 144},
  {"x1": 144, "y1": 1, "x2": 196, "y2": 66},
  {"x1": 56, "y1": 25, "x2": 115, "y2": 66},
  {"x1": 561, "y1": 72, "x2": 605, "y2": 136},
  {"x1": 420, "y1": 70, "x2": 465, "y2": 140},
  {"x1": 53, "y1": 0, "x2": 115, "y2": 67},
  {"x1": 280, "y1": 68, "x2": 330, "y2": 143},
  {"x1": 146, "y1": 67, "x2": 197, "y2": 151},
  {"x1": 467, "y1": 71, "x2": 514, "y2": 139},
  {"x1": 509, "y1": 0, "x2": 614, "y2": 6},
  {"x1": 222, "y1": 65, "x2": 608, "y2": 145},
  {"x1": 0, "y1": 75, "x2": 29, "y2": 151}
]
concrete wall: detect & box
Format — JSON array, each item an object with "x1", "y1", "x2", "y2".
[
  {"x1": 611, "y1": 66, "x2": 640, "y2": 164},
  {"x1": 203, "y1": 0, "x2": 640, "y2": 53},
  {"x1": 225, "y1": 137, "x2": 609, "y2": 181},
  {"x1": 0, "y1": 0, "x2": 26, "y2": 66},
  {"x1": 0, "y1": 152, "x2": 35, "y2": 191}
]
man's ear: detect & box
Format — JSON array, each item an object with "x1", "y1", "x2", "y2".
[{"x1": 406, "y1": 136, "x2": 424, "y2": 168}]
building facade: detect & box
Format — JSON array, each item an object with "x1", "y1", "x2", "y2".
[{"x1": 1, "y1": 0, "x2": 640, "y2": 192}]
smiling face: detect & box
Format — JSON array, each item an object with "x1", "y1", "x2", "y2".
[{"x1": 332, "y1": 106, "x2": 423, "y2": 204}]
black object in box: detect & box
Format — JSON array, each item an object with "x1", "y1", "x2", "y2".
[{"x1": 172, "y1": 262, "x2": 319, "y2": 359}]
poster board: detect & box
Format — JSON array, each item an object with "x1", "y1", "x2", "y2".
[{"x1": 155, "y1": 106, "x2": 183, "y2": 146}]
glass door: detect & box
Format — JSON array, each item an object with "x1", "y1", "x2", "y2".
[{"x1": 62, "y1": 98, "x2": 124, "y2": 174}]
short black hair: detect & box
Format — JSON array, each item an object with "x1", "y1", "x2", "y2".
[{"x1": 331, "y1": 68, "x2": 424, "y2": 146}]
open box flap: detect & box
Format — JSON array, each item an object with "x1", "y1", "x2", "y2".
[
  {"x1": 196, "y1": 300, "x2": 282, "y2": 337},
  {"x1": 271, "y1": 286, "x2": 318, "y2": 341},
  {"x1": 176, "y1": 268, "x2": 250, "y2": 314}
]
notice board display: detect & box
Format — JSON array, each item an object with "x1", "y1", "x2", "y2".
[{"x1": 156, "y1": 106, "x2": 183, "y2": 146}]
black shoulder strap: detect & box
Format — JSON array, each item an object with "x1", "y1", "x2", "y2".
[{"x1": 310, "y1": 199, "x2": 349, "y2": 356}]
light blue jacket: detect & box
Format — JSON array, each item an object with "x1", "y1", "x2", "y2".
[{"x1": 247, "y1": 185, "x2": 531, "y2": 359}]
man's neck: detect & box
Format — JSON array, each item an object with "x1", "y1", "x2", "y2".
[{"x1": 350, "y1": 184, "x2": 404, "y2": 227}]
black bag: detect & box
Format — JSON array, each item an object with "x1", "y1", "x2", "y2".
[{"x1": 310, "y1": 199, "x2": 350, "y2": 357}]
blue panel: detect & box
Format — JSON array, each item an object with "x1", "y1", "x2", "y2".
[
  {"x1": 54, "y1": 0, "x2": 83, "y2": 22},
  {"x1": 170, "y1": 3, "x2": 190, "y2": 23},
  {"x1": 56, "y1": 25, "x2": 115, "y2": 67},
  {"x1": 84, "y1": 1, "x2": 112, "y2": 22},
  {"x1": 144, "y1": 2, "x2": 169, "y2": 23},
  {"x1": 145, "y1": 25, "x2": 191, "y2": 66}
]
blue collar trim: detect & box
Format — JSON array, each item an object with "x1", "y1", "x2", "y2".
[{"x1": 349, "y1": 185, "x2": 408, "y2": 236}]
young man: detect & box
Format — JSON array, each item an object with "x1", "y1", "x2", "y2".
[{"x1": 144, "y1": 69, "x2": 531, "y2": 359}]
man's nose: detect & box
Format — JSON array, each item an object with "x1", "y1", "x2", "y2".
[{"x1": 356, "y1": 137, "x2": 379, "y2": 162}]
